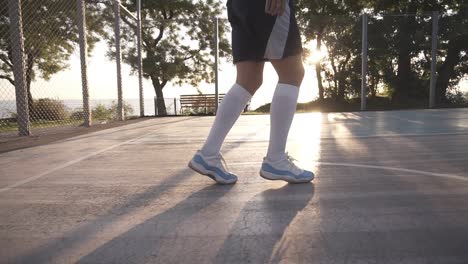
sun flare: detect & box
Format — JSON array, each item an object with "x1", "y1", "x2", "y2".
[{"x1": 304, "y1": 40, "x2": 327, "y2": 64}]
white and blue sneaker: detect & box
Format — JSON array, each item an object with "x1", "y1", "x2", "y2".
[
  {"x1": 260, "y1": 154, "x2": 314, "y2": 183},
  {"x1": 188, "y1": 150, "x2": 238, "y2": 185}
]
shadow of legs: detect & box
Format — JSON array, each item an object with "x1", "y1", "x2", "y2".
[
  {"x1": 77, "y1": 185, "x2": 233, "y2": 264},
  {"x1": 214, "y1": 183, "x2": 315, "y2": 263}
]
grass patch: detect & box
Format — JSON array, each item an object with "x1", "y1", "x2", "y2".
[
  {"x1": 0, "y1": 118, "x2": 85, "y2": 133},
  {"x1": 254, "y1": 96, "x2": 468, "y2": 113}
]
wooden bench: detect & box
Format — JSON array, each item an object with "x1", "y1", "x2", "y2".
[{"x1": 179, "y1": 94, "x2": 225, "y2": 114}]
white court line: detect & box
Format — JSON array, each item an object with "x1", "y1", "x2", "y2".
[
  {"x1": 135, "y1": 131, "x2": 468, "y2": 144},
  {"x1": 387, "y1": 115, "x2": 425, "y2": 124},
  {"x1": 330, "y1": 131, "x2": 468, "y2": 139},
  {"x1": 318, "y1": 162, "x2": 468, "y2": 181},
  {"x1": 0, "y1": 131, "x2": 155, "y2": 194},
  {"x1": 234, "y1": 161, "x2": 468, "y2": 182},
  {"x1": 2, "y1": 131, "x2": 467, "y2": 194}
]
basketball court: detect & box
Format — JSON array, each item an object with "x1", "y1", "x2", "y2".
[{"x1": 1, "y1": 109, "x2": 468, "y2": 263}]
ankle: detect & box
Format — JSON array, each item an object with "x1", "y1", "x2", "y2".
[{"x1": 265, "y1": 152, "x2": 286, "y2": 162}]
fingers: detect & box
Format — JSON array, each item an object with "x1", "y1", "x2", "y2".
[
  {"x1": 265, "y1": 0, "x2": 286, "y2": 16},
  {"x1": 276, "y1": 0, "x2": 285, "y2": 16},
  {"x1": 265, "y1": 0, "x2": 272, "y2": 14}
]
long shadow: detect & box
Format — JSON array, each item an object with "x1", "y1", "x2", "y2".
[
  {"x1": 76, "y1": 185, "x2": 233, "y2": 264},
  {"x1": 13, "y1": 124, "x2": 267, "y2": 263},
  {"x1": 214, "y1": 183, "x2": 315, "y2": 264}
]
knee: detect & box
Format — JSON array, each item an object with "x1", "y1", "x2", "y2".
[
  {"x1": 296, "y1": 64, "x2": 305, "y2": 84},
  {"x1": 238, "y1": 75, "x2": 262, "y2": 94},
  {"x1": 279, "y1": 64, "x2": 305, "y2": 87},
  {"x1": 253, "y1": 75, "x2": 263, "y2": 90}
]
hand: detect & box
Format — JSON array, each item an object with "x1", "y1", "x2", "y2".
[{"x1": 265, "y1": 0, "x2": 286, "y2": 16}]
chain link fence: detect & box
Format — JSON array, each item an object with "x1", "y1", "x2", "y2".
[
  {"x1": 0, "y1": 2, "x2": 17, "y2": 134},
  {"x1": 1, "y1": 1, "x2": 467, "y2": 137},
  {"x1": 0, "y1": 0, "x2": 145, "y2": 137}
]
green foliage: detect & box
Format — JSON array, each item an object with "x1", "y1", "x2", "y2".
[
  {"x1": 446, "y1": 91, "x2": 467, "y2": 105},
  {"x1": 92, "y1": 101, "x2": 134, "y2": 120},
  {"x1": 254, "y1": 96, "x2": 434, "y2": 113},
  {"x1": 70, "y1": 109, "x2": 85, "y2": 121},
  {"x1": 92, "y1": 104, "x2": 112, "y2": 120},
  {"x1": 297, "y1": 0, "x2": 468, "y2": 106},
  {"x1": 30, "y1": 98, "x2": 69, "y2": 121},
  {"x1": 0, "y1": 0, "x2": 105, "y2": 86},
  {"x1": 180, "y1": 107, "x2": 216, "y2": 116}
]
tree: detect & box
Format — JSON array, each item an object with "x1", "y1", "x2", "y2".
[
  {"x1": 297, "y1": 0, "x2": 468, "y2": 106},
  {"x1": 365, "y1": 0, "x2": 468, "y2": 105},
  {"x1": 435, "y1": 3, "x2": 468, "y2": 104},
  {"x1": 108, "y1": 0, "x2": 230, "y2": 116},
  {"x1": 0, "y1": 0, "x2": 105, "y2": 115},
  {"x1": 297, "y1": 0, "x2": 364, "y2": 102}
]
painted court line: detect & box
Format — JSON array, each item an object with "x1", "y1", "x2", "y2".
[
  {"x1": 0, "y1": 131, "x2": 155, "y2": 194},
  {"x1": 1, "y1": 130, "x2": 467, "y2": 193},
  {"x1": 234, "y1": 161, "x2": 468, "y2": 182},
  {"x1": 387, "y1": 115, "x2": 425, "y2": 124},
  {"x1": 330, "y1": 131, "x2": 468, "y2": 139},
  {"x1": 318, "y1": 162, "x2": 468, "y2": 182},
  {"x1": 135, "y1": 131, "x2": 468, "y2": 144}
]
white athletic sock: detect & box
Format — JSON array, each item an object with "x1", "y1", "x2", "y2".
[
  {"x1": 201, "y1": 83, "x2": 252, "y2": 157},
  {"x1": 266, "y1": 83, "x2": 300, "y2": 161}
]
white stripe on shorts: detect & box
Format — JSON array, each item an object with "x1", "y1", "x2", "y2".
[{"x1": 264, "y1": 0, "x2": 291, "y2": 60}]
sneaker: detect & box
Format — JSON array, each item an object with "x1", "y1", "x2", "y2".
[
  {"x1": 188, "y1": 150, "x2": 238, "y2": 184},
  {"x1": 260, "y1": 154, "x2": 314, "y2": 183}
]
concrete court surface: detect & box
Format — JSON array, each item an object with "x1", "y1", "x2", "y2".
[{"x1": 1, "y1": 109, "x2": 468, "y2": 264}]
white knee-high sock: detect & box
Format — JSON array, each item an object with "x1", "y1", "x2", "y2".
[
  {"x1": 266, "y1": 83, "x2": 300, "y2": 161},
  {"x1": 201, "y1": 83, "x2": 252, "y2": 156}
]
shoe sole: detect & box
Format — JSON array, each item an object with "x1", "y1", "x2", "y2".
[
  {"x1": 188, "y1": 161, "x2": 236, "y2": 185},
  {"x1": 259, "y1": 171, "x2": 313, "y2": 184}
]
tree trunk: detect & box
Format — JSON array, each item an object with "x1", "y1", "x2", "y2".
[
  {"x1": 151, "y1": 76, "x2": 167, "y2": 116},
  {"x1": 435, "y1": 36, "x2": 465, "y2": 105},
  {"x1": 395, "y1": 19, "x2": 412, "y2": 102},
  {"x1": 337, "y1": 53, "x2": 351, "y2": 102},
  {"x1": 316, "y1": 33, "x2": 324, "y2": 100},
  {"x1": 370, "y1": 76, "x2": 379, "y2": 98},
  {"x1": 337, "y1": 73, "x2": 346, "y2": 102},
  {"x1": 25, "y1": 53, "x2": 34, "y2": 119},
  {"x1": 394, "y1": 4, "x2": 417, "y2": 103}
]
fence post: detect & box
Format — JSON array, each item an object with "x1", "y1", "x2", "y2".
[
  {"x1": 113, "y1": 0, "x2": 124, "y2": 121},
  {"x1": 136, "y1": 0, "x2": 144, "y2": 117},
  {"x1": 76, "y1": 0, "x2": 91, "y2": 127},
  {"x1": 361, "y1": 13, "x2": 368, "y2": 111},
  {"x1": 174, "y1": 98, "x2": 177, "y2": 116},
  {"x1": 429, "y1": 11, "x2": 438, "y2": 108},
  {"x1": 8, "y1": 0, "x2": 30, "y2": 136},
  {"x1": 214, "y1": 17, "x2": 219, "y2": 113}
]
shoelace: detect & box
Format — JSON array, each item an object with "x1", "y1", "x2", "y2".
[
  {"x1": 285, "y1": 153, "x2": 302, "y2": 175},
  {"x1": 215, "y1": 154, "x2": 230, "y2": 172}
]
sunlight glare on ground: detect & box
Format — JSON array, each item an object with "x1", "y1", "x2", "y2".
[{"x1": 289, "y1": 113, "x2": 323, "y2": 174}]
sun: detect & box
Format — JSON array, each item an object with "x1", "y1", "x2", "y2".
[{"x1": 304, "y1": 40, "x2": 327, "y2": 65}]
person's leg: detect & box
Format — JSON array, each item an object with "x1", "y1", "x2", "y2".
[
  {"x1": 266, "y1": 54, "x2": 304, "y2": 161},
  {"x1": 200, "y1": 61, "x2": 264, "y2": 156},
  {"x1": 259, "y1": 54, "x2": 314, "y2": 183},
  {"x1": 189, "y1": 61, "x2": 264, "y2": 184}
]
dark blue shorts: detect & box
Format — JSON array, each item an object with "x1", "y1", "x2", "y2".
[{"x1": 227, "y1": 0, "x2": 303, "y2": 63}]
